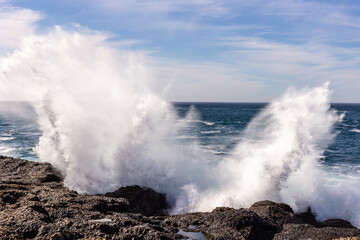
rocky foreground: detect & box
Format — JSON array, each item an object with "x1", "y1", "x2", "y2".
[{"x1": 1, "y1": 156, "x2": 360, "y2": 240}]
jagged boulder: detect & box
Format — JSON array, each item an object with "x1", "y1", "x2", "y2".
[
  {"x1": 295, "y1": 207, "x2": 355, "y2": 229},
  {"x1": 0, "y1": 156, "x2": 63, "y2": 185},
  {"x1": 166, "y1": 207, "x2": 278, "y2": 240},
  {"x1": 295, "y1": 207, "x2": 321, "y2": 227},
  {"x1": 273, "y1": 223, "x2": 360, "y2": 240},
  {"x1": 321, "y1": 219, "x2": 355, "y2": 228},
  {"x1": 105, "y1": 185, "x2": 169, "y2": 216},
  {"x1": 249, "y1": 200, "x2": 302, "y2": 231}
]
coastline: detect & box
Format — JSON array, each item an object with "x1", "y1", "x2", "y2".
[{"x1": 1, "y1": 155, "x2": 359, "y2": 240}]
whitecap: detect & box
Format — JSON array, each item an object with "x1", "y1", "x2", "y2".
[
  {"x1": 201, "y1": 121, "x2": 215, "y2": 126},
  {"x1": 0, "y1": 137, "x2": 14, "y2": 141},
  {"x1": 200, "y1": 130, "x2": 221, "y2": 134},
  {"x1": 0, "y1": 146, "x2": 15, "y2": 153}
]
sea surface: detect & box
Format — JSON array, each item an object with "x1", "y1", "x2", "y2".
[{"x1": 1, "y1": 101, "x2": 359, "y2": 176}]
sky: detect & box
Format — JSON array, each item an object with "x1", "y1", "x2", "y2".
[{"x1": 0, "y1": 0, "x2": 360, "y2": 102}]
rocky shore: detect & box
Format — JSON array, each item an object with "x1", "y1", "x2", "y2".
[{"x1": 1, "y1": 155, "x2": 360, "y2": 240}]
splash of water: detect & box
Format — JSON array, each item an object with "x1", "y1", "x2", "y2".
[
  {"x1": 0, "y1": 27, "x2": 212, "y2": 202},
  {"x1": 176, "y1": 84, "x2": 360, "y2": 226},
  {"x1": 1, "y1": 27, "x2": 360, "y2": 226},
  {"x1": 176, "y1": 85, "x2": 336, "y2": 208}
]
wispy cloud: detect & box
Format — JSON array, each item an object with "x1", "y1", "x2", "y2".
[
  {"x1": 149, "y1": 58, "x2": 265, "y2": 102},
  {"x1": 83, "y1": 0, "x2": 360, "y2": 32},
  {"x1": 79, "y1": 0, "x2": 360, "y2": 101},
  {"x1": 259, "y1": 0, "x2": 360, "y2": 27},
  {"x1": 218, "y1": 35, "x2": 360, "y2": 101},
  {"x1": 255, "y1": 0, "x2": 360, "y2": 46},
  {"x1": 80, "y1": 0, "x2": 252, "y2": 31},
  {"x1": 93, "y1": 0, "x2": 231, "y2": 18},
  {"x1": 1, "y1": 0, "x2": 359, "y2": 102}
]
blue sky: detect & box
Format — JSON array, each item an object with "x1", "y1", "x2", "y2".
[{"x1": 1, "y1": 0, "x2": 360, "y2": 102}]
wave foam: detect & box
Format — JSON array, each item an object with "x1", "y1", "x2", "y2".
[
  {"x1": 0, "y1": 137, "x2": 15, "y2": 141},
  {"x1": 200, "y1": 130, "x2": 221, "y2": 134}
]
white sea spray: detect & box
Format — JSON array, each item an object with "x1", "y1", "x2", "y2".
[
  {"x1": 175, "y1": 84, "x2": 360, "y2": 226},
  {"x1": 0, "y1": 27, "x2": 213, "y2": 203}
]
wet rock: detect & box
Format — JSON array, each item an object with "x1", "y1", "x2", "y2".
[
  {"x1": 99, "y1": 223, "x2": 119, "y2": 234},
  {"x1": 204, "y1": 208, "x2": 277, "y2": 240},
  {"x1": 0, "y1": 156, "x2": 63, "y2": 185},
  {"x1": 1, "y1": 191, "x2": 24, "y2": 204},
  {"x1": 321, "y1": 219, "x2": 355, "y2": 228},
  {"x1": 249, "y1": 200, "x2": 302, "y2": 231},
  {"x1": 167, "y1": 207, "x2": 277, "y2": 240},
  {"x1": 295, "y1": 207, "x2": 321, "y2": 227},
  {"x1": 105, "y1": 185, "x2": 169, "y2": 216},
  {"x1": 0, "y1": 156, "x2": 181, "y2": 239},
  {"x1": 1, "y1": 155, "x2": 359, "y2": 240},
  {"x1": 89, "y1": 197, "x2": 130, "y2": 213},
  {"x1": 273, "y1": 223, "x2": 360, "y2": 240}
]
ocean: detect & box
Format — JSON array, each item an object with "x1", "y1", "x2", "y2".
[{"x1": 2, "y1": 101, "x2": 359, "y2": 174}]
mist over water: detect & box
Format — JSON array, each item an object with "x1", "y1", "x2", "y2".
[{"x1": 1, "y1": 28, "x2": 360, "y2": 226}]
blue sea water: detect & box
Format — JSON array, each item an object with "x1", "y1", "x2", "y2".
[
  {"x1": 175, "y1": 102, "x2": 360, "y2": 174},
  {"x1": 0, "y1": 102, "x2": 40, "y2": 161},
  {"x1": 0, "y1": 101, "x2": 360, "y2": 175}
]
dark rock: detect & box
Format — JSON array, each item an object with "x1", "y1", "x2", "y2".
[
  {"x1": 295, "y1": 207, "x2": 321, "y2": 227},
  {"x1": 90, "y1": 198, "x2": 129, "y2": 213},
  {"x1": 30, "y1": 204, "x2": 49, "y2": 215},
  {"x1": 293, "y1": 207, "x2": 355, "y2": 229},
  {"x1": 40, "y1": 172, "x2": 63, "y2": 183},
  {"x1": 0, "y1": 156, "x2": 180, "y2": 239},
  {"x1": 0, "y1": 156, "x2": 63, "y2": 185},
  {"x1": 1, "y1": 192, "x2": 23, "y2": 204},
  {"x1": 321, "y1": 218, "x2": 355, "y2": 228},
  {"x1": 212, "y1": 206, "x2": 233, "y2": 213},
  {"x1": 1, "y1": 155, "x2": 359, "y2": 240},
  {"x1": 205, "y1": 208, "x2": 277, "y2": 240},
  {"x1": 167, "y1": 207, "x2": 278, "y2": 240},
  {"x1": 273, "y1": 223, "x2": 360, "y2": 240},
  {"x1": 105, "y1": 185, "x2": 169, "y2": 216},
  {"x1": 249, "y1": 200, "x2": 302, "y2": 231},
  {"x1": 23, "y1": 228, "x2": 39, "y2": 239},
  {"x1": 99, "y1": 223, "x2": 119, "y2": 234}
]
